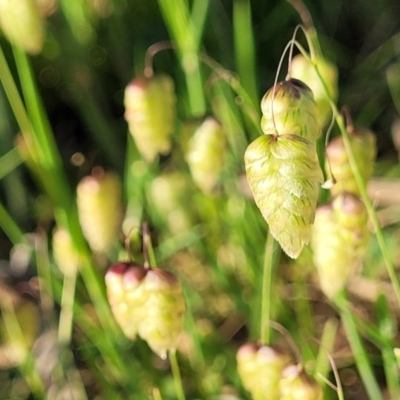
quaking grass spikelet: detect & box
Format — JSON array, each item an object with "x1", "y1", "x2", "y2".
[
  {"x1": 77, "y1": 167, "x2": 122, "y2": 254},
  {"x1": 237, "y1": 343, "x2": 290, "y2": 400},
  {"x1": 326, "y1": 126, "x2": 376, "y2": 197},
  {"x1": 124, "y1": 74, "x2": 176, "y2": 163},
  {"x1": 185, "y1": 117, "x2": 226, "y2": 193},
  {"x1": 279, "y1": 365, "x2": 323, "y2": 400},
  {"x1": 52, "y1": 227, "x2": 80, "y2": 276},
  {"x1": 105, "y1": 263, "x2": 185, "y2": 359},
  {"x1": 311, "y1": 192, "x2": 369, "y2": 299},
  {"x1": 0, "y1": 0, "x2": 45, "y2": 54},
  {"x1": 290, "y1": 55, "x2": 338, "y2": 128},
  {"x1": 245, "y1": 79, "x2": 323, "y2": 259}
]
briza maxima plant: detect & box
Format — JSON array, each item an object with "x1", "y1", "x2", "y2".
[
  {"x1": 76, "y1": 167, "x2": 122, "y2": 254},
  {"x1": 105, "y1": 262, "x2": 185, "y2": 359},
  {"x1": 245, "y1": 79, "x2": 323, "y2": 259},
  {"x1": 124, "y1": 74, "x2": 176, "y2": 163},
  {"x1": 311, "y1": 192, "x2": 369, "y2": 299},
  {"x1": 0, "y1": 0, "x2": 45, "y2": 54}
]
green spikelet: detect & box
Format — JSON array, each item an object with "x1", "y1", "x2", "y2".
[
  {"x1": 77, "y1": 167, "x2": 122, "y2": 253},
  {"x1": 280, "y1": 365, "x2": 323, "y2": 400},
  {"x1": 52, "y1": 227, "x2": 80, "y2": 276},
  {"x1": 311, "y1": 193, "x2": 369, "y2": 299},
  {"x1": 326, "y1": 127, "x2": 376, "y2": 197},
  {"x1": 124, "y1": 74, "x2": 176, "y2": 163},
  {"x1": 290, "y1": 55, "x2": 338, "y2": 128},
  {"x1": 245, "y1": 134, "x2": 323, "y2": 259},
  {"x1": 237, "y1": 343, "x2": 290, "y2": 400},
  {"x1": 260, "y1": 79, "x2": 321, "y2": 142},
  {"x1": 185, "y1": 117, "x2": 226, "y2": 193},
  {"x1": 105, "y1": 263, "x2": 185, "y2": 359},
  {"x1": 0, "y1": 0, "x2": 45, "y2": 54}
]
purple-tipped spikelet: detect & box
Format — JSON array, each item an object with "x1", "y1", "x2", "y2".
[
  {"x1": 76, "y1": 167, "x2": 122, "y2": 253},
  {"x1": 237, "y1": 343, "x2": 290, "y2": 400},
  {"x1": 105, "y1": 263, "x2": 185, "y2": 359},
  {"x1": 124, "y1": 74, "x2": 176, "y2": 163},
  {"x1": 311, "y1": 193, "x2": 369, "y2": 299},
  {"x1": 185, "y1": 117, "x2": 226, "y2": 193},
  {"x1": 326, "y1": 127, "x2": 376, "y2": 197},
  {"x1": 290, "y1": 55, "x2": 338, "y2": 128},
  {"x1": 245, "y1": 134, "x2": 323, "y2": 259},
  {"x1": 260, "y1": 79, "x2": 320, "y2": 142},
  {"x1": 245, "y1": 79, "x2": 323, "y2": 259},
  {"x1": 279, "y1": 365, "x2": 323, "y2": 400},
  {"x1": 0, "y1": 0, "x2": 45, "y2": 54}
]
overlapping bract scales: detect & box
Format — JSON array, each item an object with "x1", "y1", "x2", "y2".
[
  {"x1": 245, "y1": 79, "x2": 323, "y2": 259},
  {"x1": 105, "y1": 263, "x2": 185, "y2": 359},
  {"x1": 326, "y1": 127, "x2": 376, "y2": 197},
  {"x1": 237, "y1": 343, "x2": 290, "y2": 400},
  {"x1": 290, "y1": 55, "x2": 338, "y2": 128},
  {"x1": 311, "y1": 193, "x2": 369, "y2": 299},
  {"x1": 124, "y1": 74, "x2": 176, "y2": 163},
  {"x1": 260, "y1": 79, "x2": 320, "y2": 142}
]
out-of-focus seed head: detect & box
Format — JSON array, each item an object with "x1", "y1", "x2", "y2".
[
  {"x1": 290, "y1": 55, "x2": 338, "y2": 128},
  {"x1": 105, "y1": 264, "x2": 185, "y2": 358},
  {"x1": 245, "y1": 134, "x2": 323, "y2": 259},
  {"x1": 52, "y1": 227, "x2": 80, "y2": 276},
  {"x1": 326, "y1": 127, "x2": 376, "y2": 197},
  {"x1": 260, "y1": 79, "x2": 320, "y2": 142},
  {"x1": 237, "y1": 343, "x2": 290, "y2": 400},
  {"x1": 280, "y1": 365, "x2": 323, "y2": 400},
  {"x1": 185, "y1": 117, "x2": 226, "y2": 193},
  {"x1": 124, "y1": 74, "x2": 176, "y2": 163},
  {"x1": 311, "y1": 193, "x2": 369, "y2": 299},
  {"x1": 77, "y1": 167, "x2": 123, "y2": 254},
  {"x1": 0, "y1": 0, "x2": 45, "y2": 54}
]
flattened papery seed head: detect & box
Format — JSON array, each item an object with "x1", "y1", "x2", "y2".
[
  {"x1": 122, "y1": 265, "x2": 148, "y2": 288},
  {"x1": 144, "y1": 268, "x2": 180, "y2": 291}
]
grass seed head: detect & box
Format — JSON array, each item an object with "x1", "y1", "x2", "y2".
[
  {"x1": 124, "y1": 74, "x2": 176, "y2": 163},
  {"x1": 52, "y1": 227, "x2": 80, "y2": 276},
  {"x1": 0, "y1": 0, "x2": 45, "y2": 54},
  {"x1": 260, "y1": 79, "x2": 320, "y2": 142},
  {"x1": 245, "y1": 134, "x2": 323, "y2": 258},
  {"x1": 76, "y1": 167, "x2": 123, "y2": 254},
  {"x1": 105, "y1": 264, "x2": 185, "y2": 358},
  {"x1": 185, "y1": 117, "x2": 226, "y2": 194},
  {"x1": 326, "y1": 127, "x2": 376, "y2": 197},
  {"x1": 290, "y1": 55, "x2": 338, "y2": 128},
  {"x1": 311, "y1": 193, "x2": 369, "y2": 299},
  {"x1": 237, "y1": 343, "x2": 291, "y2": 400}
]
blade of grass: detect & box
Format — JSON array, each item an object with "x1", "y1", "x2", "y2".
[
  {"x1": 334, "y1": 291, "x2": 384, "y2": 400},
  {"x1": 0, "y1": 200, "x2": 26, "y2": 244},
  {"x1": 233, "y1": 0, "x2": 258, "y2": 105},
  {"x1": 158, "y1": 0, "x2": 206, "y2": 116},
  {"x1": 0, "y1": 148, "x2": 23, "y2": 180}
]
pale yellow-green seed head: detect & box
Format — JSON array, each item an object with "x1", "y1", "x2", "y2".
[
  {"x1": 280, "y1": 365, "x2": 323, "y2": 400},
  {"x1": 77, "y1": 168, "x2": 123, "y2": 253},
  {"x1": 245, "y1": 134, "x2": 323, "y2": 258},
  {"x1": 124, "y1": 74, "x2": 176, "y2": 163},
  {"x1": 52, "y1": 227, "x2": 81, "y2": 276},
  {"x1": 260, "y1": 79, "x2": 321, "y2": 142},
  {"x1": 0, "y1": 0, "x2": 45, "y2": 54},
  {"x1": 326, "y1": 127, "x2": 376, "y2": 197},
  {"x1": 105, "y1": 263, "x2": 185, "y2": 358},
  {"x1": 185, "y1": 117, "x2": 226, "y2": 193},
  {"x1": 290, "y1": 55, "x2": 338, "y2": 128},
  {"x1": 237, "y1": 343, "x2": 290, "y2": 400},
  {"x1": 311, "y1": 193, "x2": 369, "y2": 299}
]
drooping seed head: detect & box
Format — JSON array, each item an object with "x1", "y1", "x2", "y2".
[
  {"x1": 124, "y1": 74, "x2": 176, "y2": 163},
  {"x1": 52, "y1": 227, "x2": 80, "y2": 276}
]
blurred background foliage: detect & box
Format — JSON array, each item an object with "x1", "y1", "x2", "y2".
[{"x1": 0, "y1": 0, "x2": 399, "y2": 399}]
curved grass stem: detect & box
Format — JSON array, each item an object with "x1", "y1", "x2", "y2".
[{"x1": 169, "y1": 350, "x2": 186, "y2": 400}]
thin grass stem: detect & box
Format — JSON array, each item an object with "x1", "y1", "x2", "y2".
[{"x1": 169, "y1": 350, "x2": 186, "y2": 400}]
